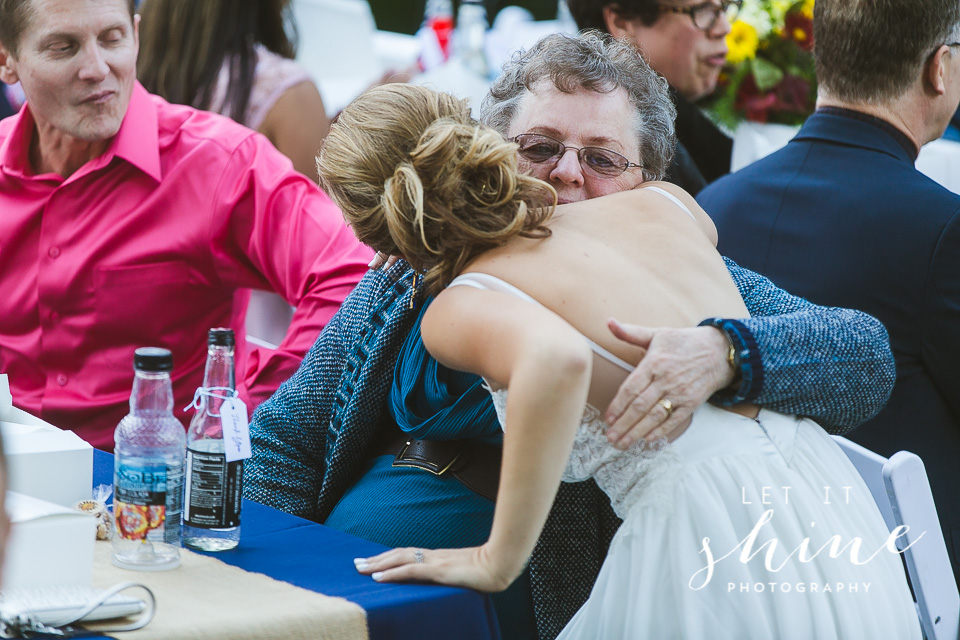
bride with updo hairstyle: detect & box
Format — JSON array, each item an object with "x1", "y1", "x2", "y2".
[
  {"x1": 329, "y1": 82, "x2": 920, "y2": 640},
  {"x1": 317, "y1": 84, "x2": 556, "y2": 295}
]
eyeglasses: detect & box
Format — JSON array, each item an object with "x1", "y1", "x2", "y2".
[
  {"x1": 659, "y1": 0, "x2": 742, "y2": 32},
  {"x1": 512, "y1": 133, "x2": 643, "y2": 178}
]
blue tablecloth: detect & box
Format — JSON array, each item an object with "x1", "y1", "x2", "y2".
[{"x1": 94, "y1": 450, "x2": 501, "y2": 640}]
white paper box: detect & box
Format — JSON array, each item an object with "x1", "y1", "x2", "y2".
[
  {"x1": 3, "y1": 491, "x2": 97, "y2": 589},
  {"x1": 0, "y1": 375, "x2": 93, "y2": 507}
]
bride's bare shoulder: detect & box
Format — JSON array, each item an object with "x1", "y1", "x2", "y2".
[{"x1": 571, "y1": 183, "x2": 718, "y2": 246}]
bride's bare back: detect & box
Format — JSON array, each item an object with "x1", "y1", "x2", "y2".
[{"x1": 456, "y1": 183, "x2": 749, "y2": 410}]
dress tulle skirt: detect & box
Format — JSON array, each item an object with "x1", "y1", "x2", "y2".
[{"x1": 556, "y1": 405, "x2": 922, "y2": 640}]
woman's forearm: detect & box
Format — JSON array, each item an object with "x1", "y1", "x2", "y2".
[{"x1": 484, "y1": 335, "x2": 592, "y2": 588}]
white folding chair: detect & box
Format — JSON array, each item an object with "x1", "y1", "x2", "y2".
[
  {"x1": 833, "y1": 436, "x2": 960, "y2": 640},
  {"x1": 244, "y1": 290, "x2": 292, "y2": 350}
]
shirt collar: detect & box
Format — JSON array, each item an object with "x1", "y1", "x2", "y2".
[
  {"x1": 111, "y1": 82, "x2": 162, "y2": 182},
  {"x1": 0, "y1": 103, "x2": 39, "y2": 176},
  {"x1": 0, "y1": 81, "x2": 162, "y2": 182},
  {"x1": 815, "y1": 106, "x2": 919, "y2": 161}
]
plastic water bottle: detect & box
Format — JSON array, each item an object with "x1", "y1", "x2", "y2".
[
  {"x1": 183, "y1": 328, "x2": 242, "y2": 551},
  {"x1": 455, "y1": 0, "x2": 490, "y2": 78},
  {"x1": 112, "y1": 347, "x2": 186, "y2": 571}
]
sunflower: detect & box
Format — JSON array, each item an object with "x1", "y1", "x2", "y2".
[{"x1": 726, "y1": 20, "x2": 760, "y2": 65}]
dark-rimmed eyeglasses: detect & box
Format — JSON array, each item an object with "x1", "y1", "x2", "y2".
[
  {"x1": 512, "y1": 133, "x2": 643, "y2": 179},
  {"x1": 659, "y1": 0, "x2": 742, "y2": 32}
]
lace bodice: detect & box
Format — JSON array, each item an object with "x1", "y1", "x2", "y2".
[{"x1": 488, "y1": 387, "x2": 682, "y2": 519}]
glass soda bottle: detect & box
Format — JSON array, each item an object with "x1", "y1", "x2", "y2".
[
  {"x1": 182, "y1": 328, "x2": 242, "y2": 551},
  {"x1": 112, "y1": 347, "x2": 186, "y2": 571}
]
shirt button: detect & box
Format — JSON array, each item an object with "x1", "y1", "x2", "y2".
[
  {"x1": 50, "y1": 311, "x2": 60, "y2": 323},
  {"x1": 56, "y1": 374, "x2": 68, "y2": 386},
  {"x1": 48, "y1": 246, "x2": 61, "y2": 258}
]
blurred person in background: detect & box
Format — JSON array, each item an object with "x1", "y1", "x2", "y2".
[
  {"x1": 0, "y1": 0, "x2": 371, "y2": 450},
  {"x1": 137, "y1": 0, "x2": 328, "y2": 182},
  {"x1": 567, "y1": 0, "x2": 739, "y2": 193}
]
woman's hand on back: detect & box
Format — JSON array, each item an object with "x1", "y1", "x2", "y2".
[{"x1": 603, "y1": 319, "x2": 735, "y2": 448}]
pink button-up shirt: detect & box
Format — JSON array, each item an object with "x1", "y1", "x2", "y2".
[{"x1": 0, "y1": 83, "x2": 372, "y2": 450}]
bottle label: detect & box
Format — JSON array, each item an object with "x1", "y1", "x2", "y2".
[
  {"x1": 184, "y1": 449, "x2": 243, "y2": 528},
  {"x1": 114, "y1": 461, "x2": 182, "y2": 545}
]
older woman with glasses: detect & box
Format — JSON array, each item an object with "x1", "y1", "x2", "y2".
[
  {"x1": 567, "y1": 0, "x2": 742, "y2": 193},
  {"x1": 246, "y1": 32, "x2": 895, "y2": 639}
]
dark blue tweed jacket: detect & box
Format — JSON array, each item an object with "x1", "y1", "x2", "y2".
[{"x1": 245, "y1": 257, "x2": 894, "y2": 639}]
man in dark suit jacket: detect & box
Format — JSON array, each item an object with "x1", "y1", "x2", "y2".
[{"x1": 699, "y1": 0, "x2": 960, "y2": 585}]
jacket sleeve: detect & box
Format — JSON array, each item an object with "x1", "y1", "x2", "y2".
[
  {"x1": 922, "y1": 208, "x2": 960, "y2": 421},
  {"x1": 243, "y1": 282, "x2": 353, "y2": 520},
  {"x1": 701, "y1": 257, "x2": 895, "y2": 435}
]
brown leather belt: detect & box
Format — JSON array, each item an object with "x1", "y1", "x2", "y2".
[{"x1": 373, "y1": 428, "x2": 501, "y2": 503}]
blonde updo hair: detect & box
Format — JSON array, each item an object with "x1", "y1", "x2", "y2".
[{"x1": 317, "y1": 83, "x2": 557, "y2": 294}]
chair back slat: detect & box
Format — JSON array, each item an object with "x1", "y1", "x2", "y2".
[{"x1": 834, "y1": 436, "x2": 960, "y2": 640}]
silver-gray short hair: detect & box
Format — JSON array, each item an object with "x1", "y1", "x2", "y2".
[{"x1": 479, "y1": 31, "x2": 676, "y2": 181}]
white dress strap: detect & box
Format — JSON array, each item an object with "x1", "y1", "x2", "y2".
[
  {"x1": 447, "y1": 273, "x2": 634, "y2": 372},
  {"x1": 641, "y1": 186, "x2": 696, "y2": 222}
]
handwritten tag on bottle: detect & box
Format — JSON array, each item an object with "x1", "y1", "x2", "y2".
[{"x1": 220, "y1": 397, "x2": 251, "y2": 462}]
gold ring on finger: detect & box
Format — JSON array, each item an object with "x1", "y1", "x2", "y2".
[{"x1": 658, "y1": 398, "x2": 674, "y2": 418}]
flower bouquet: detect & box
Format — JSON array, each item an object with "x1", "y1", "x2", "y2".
[{"x1": 704, "y1": 0, "x2": 817, "y2": 128}]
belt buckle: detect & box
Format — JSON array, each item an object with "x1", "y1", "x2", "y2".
[{"x1": 392, "y1": 439, "x2": 465, "y2": 476}]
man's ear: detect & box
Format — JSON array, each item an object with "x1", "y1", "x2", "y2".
[
  {"x1": 133, "y1": 14, "x2": 140, "y2": 54},
  {"x1": 926, "y1": 44, "x2": 949, "y2": 96},
  {"x1": 603, "y1": 5, "x2": 636, "y2": 40},
  {"x1": 0, "y1": 44, "x2": 19, "y2": 85}
]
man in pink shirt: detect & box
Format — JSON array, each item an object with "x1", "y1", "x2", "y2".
[{"x1": 0, "y1": 0, "x2": 372, "y2": 450}]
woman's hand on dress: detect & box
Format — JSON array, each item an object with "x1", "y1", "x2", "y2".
[
  {"x1": 603, "y1": 319, "x2": 735, "y2": 449},
  {"x1": 354, "y1": 545, "x2": 515, "y2": 593}
]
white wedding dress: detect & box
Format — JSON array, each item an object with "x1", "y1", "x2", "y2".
[{"x1": 449, "y1": 261, "x2": 921, "y2": 639}]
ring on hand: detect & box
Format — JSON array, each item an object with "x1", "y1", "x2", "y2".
[
  {"x1": 658, "y1": 398, "x2": 674, "y2": 418},
  {"x1": 414, "y1": 549, "x2": 424, "y2": 564}
]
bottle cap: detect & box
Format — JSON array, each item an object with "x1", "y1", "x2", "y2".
[
  {"x1": 133, "y1": 347, "x2": 174, "y2": 372},
  {"x1": 208, "y1": 327, "x2": 236, "y2": 347}
]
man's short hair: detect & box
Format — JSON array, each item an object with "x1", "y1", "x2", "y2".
[
  {"x1": 0, "y1": 0, "x2": 136, "y2": 54},
  {"x1": 566, "y1": 0, "x2": 661, "y2": 33},
  {"x1": 479, "y1": 31, "x2": 676, "y2": 181},
  {"x1": 814, "y1": 0, "x2": 960, "y2": 103}
]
